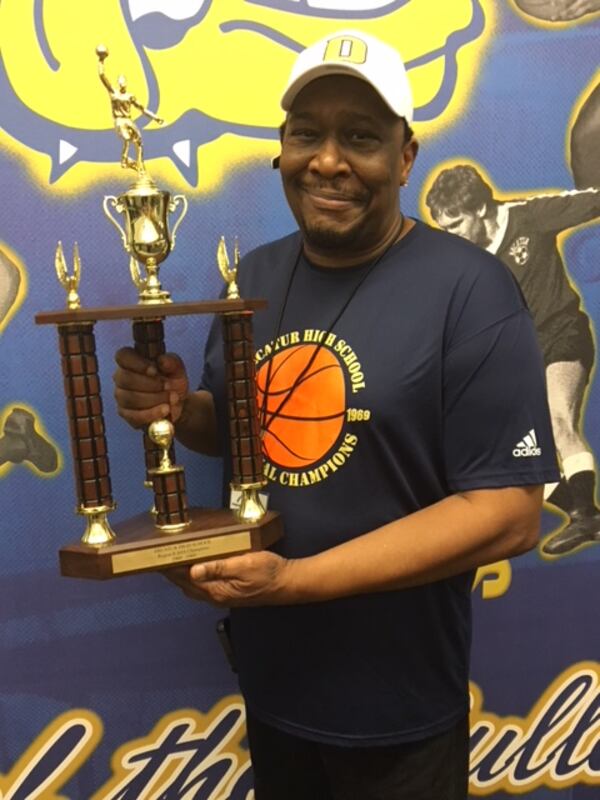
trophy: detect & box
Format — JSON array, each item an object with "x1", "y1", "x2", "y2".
[{"x1": 34, "y1": 48, "x2": 282, "y2": 579}]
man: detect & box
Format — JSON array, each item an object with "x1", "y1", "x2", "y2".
[
  {"x1": 425, "y1": 164, "x2": 600, "y2": 557},
  {"x1": 114, "y1": 31, "x2": 558, "y2": 799}
]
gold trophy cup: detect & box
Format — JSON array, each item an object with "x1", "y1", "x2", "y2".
[{"x1": 103, "y1": 186, "x2": 187, "y2": 304}]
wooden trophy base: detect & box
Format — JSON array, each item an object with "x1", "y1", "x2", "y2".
[{"x1": 59, "y1": 508, "x2": 283, "y2": 579}]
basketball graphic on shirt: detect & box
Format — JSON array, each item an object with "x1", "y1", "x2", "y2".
[{"x1": 257, "y1": 344, "x2": 346, "y2": 469}]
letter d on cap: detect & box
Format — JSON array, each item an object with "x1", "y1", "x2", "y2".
[{"x1": 324, "y1": 35, "x2": 367, "y2": 64}]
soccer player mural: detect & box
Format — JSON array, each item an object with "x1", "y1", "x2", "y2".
[
  {"x1": 425, "y1": 169, "x2": 600, "y2": 557},
  {"x1": 424, "y1": 3, "x2": 600, "y2": 560}
]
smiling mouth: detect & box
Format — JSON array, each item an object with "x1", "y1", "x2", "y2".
[{"x1": 302, "y1": 187, "x2": 365, "y2": 210}]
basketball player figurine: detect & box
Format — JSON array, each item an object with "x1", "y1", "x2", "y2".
[{"x1": 96, "y1": 44, "x2": 163, "y2": 176}]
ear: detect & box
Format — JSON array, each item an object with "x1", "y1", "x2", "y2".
[
  {"x1": 398, "y1": 138, "x2": 419, "y2": 186},
  {"x1": 270, "y1": 119, "x2": 287, "y2": 169}
]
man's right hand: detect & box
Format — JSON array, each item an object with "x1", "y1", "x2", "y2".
[{"x1": 113, "y1": 348, "x2": 189, "y2": 429}]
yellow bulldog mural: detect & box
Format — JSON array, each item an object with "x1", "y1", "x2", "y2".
[{"x1": 0, "y1": 0, "x2": 494, "y2": 192}]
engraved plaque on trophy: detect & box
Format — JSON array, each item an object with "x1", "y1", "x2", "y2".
[{"x1": 34, "y1": 47, "x2": 282, "y2": 579}]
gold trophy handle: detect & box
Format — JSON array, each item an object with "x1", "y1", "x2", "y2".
[
  {"x1": 102, "y1": 195, "x2": 130, "y2": 252},
  {"x1": 129, "y1": 256, "x2": 146, "y2": 291},
  {"x1": 168, "y1": 195, "x2": 188, "y2": 251}
]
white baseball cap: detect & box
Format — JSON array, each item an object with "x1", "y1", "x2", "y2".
[{"x1": 281, "y1": 30, "x2": 413, "y2": 123}]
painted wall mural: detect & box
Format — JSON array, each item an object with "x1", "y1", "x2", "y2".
[{"x1": 1, "y1": 1, "x2": 598, "y2": 796}]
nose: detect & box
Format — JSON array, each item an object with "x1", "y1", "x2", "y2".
[{"x1": 308, "y1": 137, "x2": 351, "y2": 178}]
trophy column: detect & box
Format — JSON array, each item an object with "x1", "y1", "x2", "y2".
[
  {"x1": 132, "y1": 318, "x2": 189, "y2": 530},
  {"x1": 59, "y1": 321, "x2": 115, "y2": 545},
  {"x1": 222, "y1": 311, "x2": 265, "y2": 523}
]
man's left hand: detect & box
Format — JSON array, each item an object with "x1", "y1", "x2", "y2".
[{"x1": 165, "y1": 552, "x2": 296, "y2": 607}]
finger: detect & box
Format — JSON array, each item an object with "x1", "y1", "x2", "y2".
[
  {"x1": 190, "y1": 553, "x2": 272, "y2": 583},
  {"x1": 179, "y1": 582, "x2": 218, "y2": 603},
  {"x1": 184, "y1": 576, "x2": 237, "y2": 606},
  {"x1": 183, "y1": 588, "x2": 230, "y2": 607},
  {"x1": 115, "y1": 347, "x2": 158, "y2": 377},
  {"x1": 113, "y1": 367, "x2": 166, "y2": 393},
  {"x1": 156, "y1": 353, "x2": 187, "y2": 378},
  {"x1": 116, "y1": 401, "x2": 172, "y2": 428},
  {"x1": 190, "y1": 559, "x2": 233, "y2": 583},
  {"x1": 114, "y1": 385, "x2": 171, "y2": 411},
  {"x1": 163, "y1": 569, "x2": 225, "y2": 605}
]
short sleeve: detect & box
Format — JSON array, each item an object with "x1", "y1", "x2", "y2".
[{"x1": 443, "y1": 308, "x2": 559, "y2": 490}]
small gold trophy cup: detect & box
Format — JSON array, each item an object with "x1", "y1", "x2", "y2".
[
  {"x1": 33, "y1": 48, "x2": 282, "y2": 579},
  {"x1": 103, "y1": 186, "x2": 187, "y2": 304}
]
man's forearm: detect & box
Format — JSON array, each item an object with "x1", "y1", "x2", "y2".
[
  {"x1": 283, "y1": 486, "x2": 542, "y2": 603},
  {"x1": 174, "y1": 390, "x2": 220, "y2": 456},
  {"x1": 186, "y1": 485, "x2": 544, "y2": 608}
]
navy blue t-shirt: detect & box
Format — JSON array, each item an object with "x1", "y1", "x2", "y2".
[{"x1": 200, "y1": 221, "x2": 558, "y2": 746}]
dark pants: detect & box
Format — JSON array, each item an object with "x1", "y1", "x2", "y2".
[{"x1": 245, "y1": 712, "x2": 469, "y2": 800}]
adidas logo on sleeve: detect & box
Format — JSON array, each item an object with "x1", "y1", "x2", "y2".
[{"x1": 513, "y1": 429, "x2": 541, "y2": 458}]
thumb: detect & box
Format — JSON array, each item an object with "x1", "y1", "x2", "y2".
[{"x1": 190, "y1": 560, "x2": 225, "y2": 582}]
